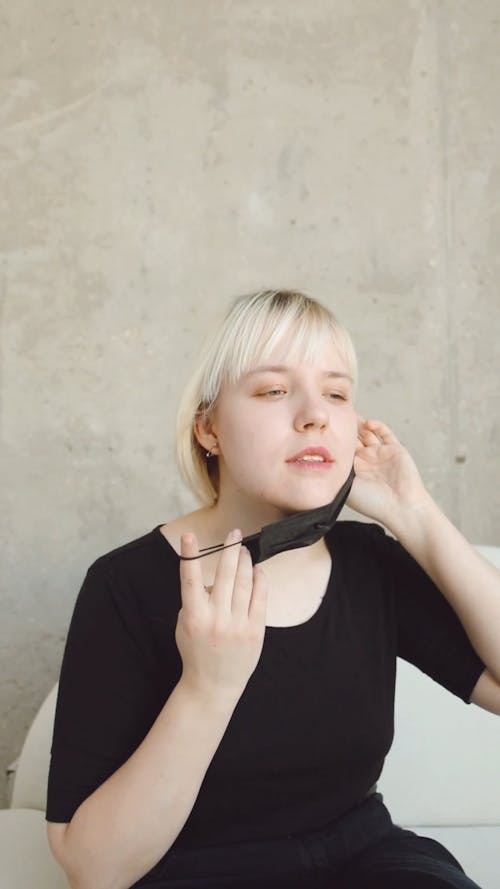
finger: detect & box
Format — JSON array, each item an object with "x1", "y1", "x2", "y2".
[
  {"x1": 248, "y1": 564, "x2": 268, "y2": 624},
  {"x1": 210, "y1": 528, "x2": 243, "y2": 614},
  {"x1": 356, "y1": 415, "x2": 367, "y2": 438},
  {"x1": 231, "y1": 546, "x2": 254, "y2": 619},
  {"x1": 179, "y1": 533, "x2": 207, "y2": 612},
  {"x1": 364, "y1": 419, "x2": 399, "y2": 444},
  {"x1": 357, "y1": 419, "x2": 380, "y2": 446}
]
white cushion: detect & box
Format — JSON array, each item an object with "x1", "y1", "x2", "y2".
[
  {"x1": 0, "y1": 808, "x2": 68, "y2": 888},
  {"x1": 379, "y1": 656, "x2": 500, "y2": 825}
]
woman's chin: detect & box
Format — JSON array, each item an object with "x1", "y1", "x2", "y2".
[
  {"x1": 276, "y1": 476, "x2": 350, "y2": 515},
  {"x1": 277, "y1": 492, "x2": 338, "y2": 516}
]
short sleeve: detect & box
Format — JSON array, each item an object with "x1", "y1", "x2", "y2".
[
  {"x1": 46, "y1": 559, "x2": 163, "y2": 823},
  {"x1": 370, "y1": 524, "x2": 486, "y2": 704}
]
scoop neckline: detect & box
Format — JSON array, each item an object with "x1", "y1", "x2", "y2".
[{"x1": 151, "y1": 524, "x2": 336, "y2": 633}]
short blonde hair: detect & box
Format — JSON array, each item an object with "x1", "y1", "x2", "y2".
[{"x1": 176, "y1": 289, "x2": 358, "y2": 505}]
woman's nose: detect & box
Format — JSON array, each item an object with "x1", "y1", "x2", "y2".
[{"x1": 293, "y1": 396, "x2": 329, "y2": 431}]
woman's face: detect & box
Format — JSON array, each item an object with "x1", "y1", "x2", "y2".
[{"x1": 206, "y1": 337, "x2": 359, "y2": 517}]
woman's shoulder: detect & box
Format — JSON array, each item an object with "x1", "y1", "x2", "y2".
[
  {"x1": 72, "y1": 525, "x2": 181, "y2": 621},
  {"x1": 327, "y1": 519, "x2": 396, "y2": 570},
  {"x1": 81, "y1": 525, "x2": 181, "y2": 600},
  {"x1": 330, "y1": 519, "x2": 388, "y2": 543},
  {"x1": 156, "y1": 506, "x2": 213, "y2": 556},
  {"x1": 89, "y1": 526, "x2": 169, "y2": 572}
]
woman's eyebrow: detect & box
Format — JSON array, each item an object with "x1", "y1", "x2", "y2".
[{"x1": 243, "y1": 364, "x2": 353, "y2": 382}]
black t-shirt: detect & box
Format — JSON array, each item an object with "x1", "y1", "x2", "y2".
[{"x1": 46, "y1": 521, "x2": 485, "y2": 852}]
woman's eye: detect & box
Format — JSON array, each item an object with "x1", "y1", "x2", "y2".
[{"x1": 257, "y1": 389, "x2": 348, "y2": 400}]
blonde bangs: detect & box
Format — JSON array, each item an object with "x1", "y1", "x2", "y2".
[{"x1": 201, "y1": 291, "x2": 357, "y2": 405}]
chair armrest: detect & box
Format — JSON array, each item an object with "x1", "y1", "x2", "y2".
[{"x1": 5, "y1": 758, "x2": 19, "y2": 808}]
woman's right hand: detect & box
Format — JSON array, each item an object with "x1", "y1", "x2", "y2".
[{"x1": 175, "y1": 529, "x2": 268, "y2": 702}]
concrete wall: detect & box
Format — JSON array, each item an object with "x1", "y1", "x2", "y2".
[{"x1": 1, "y1": 0, "x2": 499, "y2": 807}]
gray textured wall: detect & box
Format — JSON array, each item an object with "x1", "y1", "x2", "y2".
[{"x1": 1, "y1": 0, "x2": 499, "y2": 807}]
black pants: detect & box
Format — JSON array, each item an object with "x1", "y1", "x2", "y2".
[{"x1": 136, "y1": 793, "x2": 482, "y2": 888}]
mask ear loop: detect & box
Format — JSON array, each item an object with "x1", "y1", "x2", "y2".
[{"x1": 179, "y1": 539, "x2": 241, "y2": 561}]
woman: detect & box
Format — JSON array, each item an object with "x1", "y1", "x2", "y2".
[{"x1": 46, "y1": 289, "x2": 499, "y2": 889}]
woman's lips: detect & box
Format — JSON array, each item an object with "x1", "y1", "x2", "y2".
[
  {"x1": 286, "y1": 446, "x2": 334, "y2": 463},
  {"x1": 286, "y1": 459, "x2": 334, "y2": 470}
]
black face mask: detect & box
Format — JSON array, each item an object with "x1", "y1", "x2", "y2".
[{"x1": 181, "y1": 465, "x2": 355, "y2": 565}]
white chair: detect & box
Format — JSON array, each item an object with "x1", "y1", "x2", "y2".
[
  {"x1": 0, "y1": 684, "x2": 68, "y2": 887},
  {"x1": 1, "y1": 546, "x2": 499, "y2": 888}
]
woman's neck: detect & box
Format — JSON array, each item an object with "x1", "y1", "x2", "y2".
[
  {"x1": 199, "y1": 501, "x2": 284, "y2": 543},
  {"x1": 190, "y1": 500, "x2": 330, "y2": 573}
]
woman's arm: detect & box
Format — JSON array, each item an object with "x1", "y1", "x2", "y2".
[
  {"x1": 350, "y1": 418, "x2": 500, "y2": 687},
  {"x1": 48, "y1": 531, "x2": 266, "y2": 889},
  {"x1": 388, "y1": 495, "x2": 500, "y2": 686},
  {"x1": 48, "y1": 679, "x2": 239, "y2": 889}
]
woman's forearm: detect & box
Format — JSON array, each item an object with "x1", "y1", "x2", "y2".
[
  {"x1": 388, "y1": 494, "x2": 500, "y2": 683},
  {"x1": 48, "y1": 680, "x2": 239, "y2": 889}
]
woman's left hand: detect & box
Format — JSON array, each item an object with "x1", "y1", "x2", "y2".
[{"x1": 346, "y1": 418, "x2": 430, "y2": 524}]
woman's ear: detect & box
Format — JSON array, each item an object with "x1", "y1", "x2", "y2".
[{"x1": 194, "y1": 411, "x2": 219, "y2": 455}]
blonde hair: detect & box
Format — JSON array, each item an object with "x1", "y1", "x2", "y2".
[{"x1": 176, "y1": 289, "x2": 358, "y2": 505}]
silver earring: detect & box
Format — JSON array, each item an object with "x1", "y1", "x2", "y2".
[{"x1": 206, "y1": 445, "x2": 217, "y2": 458}]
